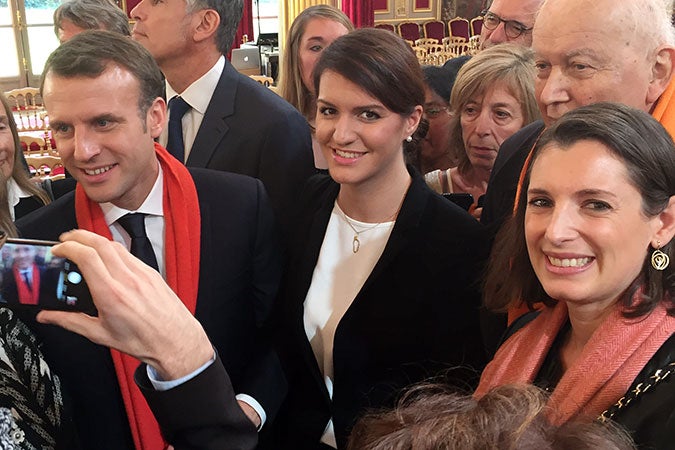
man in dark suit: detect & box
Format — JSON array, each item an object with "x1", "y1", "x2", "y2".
[
  {"x1": 129, "y1": 0, "x2": 315, "y2": 237},
  {"x1": 15, "y1": 31, "x2": 280, "y2": 449},
  {"x1": 0, "y1": 243, "x2": 61, "y2": 308}
]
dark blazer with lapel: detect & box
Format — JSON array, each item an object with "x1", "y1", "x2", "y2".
[
  {"x1": 15, "y1": 168, "x2": 282, "y2": 450},
  {"x1": 186, "y1": 60, "x2": 316, "y2": 239},
  {"x1": 266, "y1": 169, "x2": 490, "y2": 449}
]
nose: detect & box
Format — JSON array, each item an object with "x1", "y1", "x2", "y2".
[
  {"x1": 331, "y1": 115, "x2": 357, "y2": 146},
  {"x1": 537, "y1": 66, "x2": 570, "y2": 108},
  {"x1": 130, "y1": 0, "x2": 145, "y2": 20},
  {"x1": 543, "y1": 202, "x2": 578, "y2": 245},
  {"x1": 487, "y1": 21, "x2": 508, "y2": 45},
  {"x1": 472, "y1": 109, "x2": 493, "y2": 137},
  {"x1": 72, "y1": 129, "x2": 101, "y2": 162}
]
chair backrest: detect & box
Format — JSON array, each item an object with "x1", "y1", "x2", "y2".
[
  {"x1": 249, "y1": 75, "x2": 275, "y2": 87},
  {"x1": 423, "y1": 20, "x2": 446, "y2": 41},
  {"x1": 25, "y1": 155, "x2": 64, "y2": 180},
  {"x1": 468, "y1": 35, "x2": 481, "y2": 54},
  {"x1": 425, "y1": 44, "x2": 445, "y2": 53},
  {"x1": 19, "y1": 135, "x2": 46, "y2": 155},
  {"x1": 4, "y1": 87, "x2": 48, "y2": 133},
  {"x1": 414, "y1": 37, "x2": 439, "y2": 47},
  {"x1": 375, "y1": 23, "x2": 396, "y2": 33},
  {"x1": 448, "y1": 17, "x2": 470, "y2": 41},
  {"x1": 398, "y1": 22, "x2": 421, "y2": 41},
  {"x1": 470, "y1": 16, "x2": 483, "y2": 36}
]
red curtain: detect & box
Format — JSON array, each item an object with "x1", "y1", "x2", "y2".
[
  {"x1": 342, "y1": 0, "x2": 374, "y2": 28},
  {"x1": 233, "y1": 0, "x2": 254, "y2": 50}
]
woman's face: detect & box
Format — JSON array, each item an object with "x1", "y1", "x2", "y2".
[
  {"x1": 420, "y1": 86, "x2": 452, "y2": 168},
  {"x1": 525, "y1": 140, "x2": 667, "y2": 310},
  {"x1": 0, "y1": 106, "x2": 16, "y2": 179},
  {"x1": 460, "y1": 83, "x2": 524, "y2": 171},
  {"x1": 298, "y1": 17, "x2": 350, "y2": 94},
  {"x1": 316, "y1": 70, "x2": 421, "y2": 190}
]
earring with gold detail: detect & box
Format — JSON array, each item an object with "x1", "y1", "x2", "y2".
[{"x1": 651, "y1": 241, "x2": 670, "y2": 271}]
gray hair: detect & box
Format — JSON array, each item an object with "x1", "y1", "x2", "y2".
[{"x1": 53, "y1": 0, "x2": 130, "y2": 39}]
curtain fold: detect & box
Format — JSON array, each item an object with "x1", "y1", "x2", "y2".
[
  {"x1": 341, "y1": 0, "x2": 373, "y2": 27},
  {"x1": 233, "y1": 0, "x2": 255, "y2": 50}
]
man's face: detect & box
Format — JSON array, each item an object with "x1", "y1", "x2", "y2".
[
  {"x1": 480, "y1": 0, "x2": 542, "y2": 49},
  {"x1": 130, "y1": 0, "x2": 197, "y2": 67},
  {"x1": 13, "y1": 245, "x2": 36, "y2": 270},
  {"x1": 532, "y1": 0, "x2": 654, "y2": 125},
  {"x1": 43, "y1": 66, "x2": 163, "y2": 211}
]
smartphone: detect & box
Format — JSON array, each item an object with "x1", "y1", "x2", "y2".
[
  {"x1": 0, "y1": 238, "x2": 94, "y2": 313},
  {"x1": 442, "y1": 193, "x2": 474, "y2": 211}
]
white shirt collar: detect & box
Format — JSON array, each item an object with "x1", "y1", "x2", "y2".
[
  {"x1": 7, "y1": 177, "x2": 33, "y2": 221},
  {"x1": 165, "y1": 55, "x2": 224, "y2": 115},
  {"x1": 100, "y1": 163, "x2": 164, "y2": 226}
]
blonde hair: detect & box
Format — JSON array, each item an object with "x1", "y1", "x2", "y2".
[
  {"x1": 278, "y1": 5, "x2": 354, "y2": 119},
  {"x1": 448, "y1": 44, "x2": 540, "y2": 175}
]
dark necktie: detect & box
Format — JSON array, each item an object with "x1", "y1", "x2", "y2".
[
  {"x1": 22, "y1": 271, "x2": 32, "y2": 290},
  {"x1": 166, "y1": 96, "x2": 191, "y2": 163},
  {"x1": 117, "y1": 213, "x2": 159, "y2": 272}
]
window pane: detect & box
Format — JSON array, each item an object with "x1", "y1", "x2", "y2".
[
  {"x1": 0, "y1": 27, "x2": 20, "y2": 77},
  {"x1": 24, "y1": 0, "x2": 59, "y2": 24},
  {"x1": 26, "y1": 24, "x2": 58, "y2": 75},
  {"x1": 0, "y1": 3, "x2": 12, "y2": 25}
]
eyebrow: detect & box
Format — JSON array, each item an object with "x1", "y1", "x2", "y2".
[
  {"x1": 527, "y1": 187, "x2": 619, "y2": 199},
  {"x1": 317, "y1": 99, "x2": 385, "y2": 112}
]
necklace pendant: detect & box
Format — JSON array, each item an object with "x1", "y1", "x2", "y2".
[{"x1": 352, "y1": 235, "x2": 360, "y2": 253}]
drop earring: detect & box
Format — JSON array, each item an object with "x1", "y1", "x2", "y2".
[{"x1": 651, "y1": 241, "x2": 670, "y2": 271}]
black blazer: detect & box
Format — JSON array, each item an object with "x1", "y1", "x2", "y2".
[
  {"x1": 480, "y1": 120, "x2": 545, "y2": 232},
  {"x1": 264, "y1": 169, "x2": 490, "y2": 448},
  {"x1": 185, "y1": 60, "x2": 316, "y2": 239},
  {"x1": 15, "y1": 168, "x2": 282, "y2": 449}
]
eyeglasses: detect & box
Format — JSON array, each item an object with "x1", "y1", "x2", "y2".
[
  {"x1": 423, "y1": 105, "x2": 451, "y2": 119},
  {"x1": 481, "y1": 10, "x2": 533, "y2": 39}
]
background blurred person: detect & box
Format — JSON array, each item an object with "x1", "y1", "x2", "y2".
[
  {"x1": 479, "y1": 0, "x2": 544, "y2": 49},
  {"x1": 256, "y1": 28, "x2": 488, "y2": 449},
  {"x1": 277, "y1": 5, "x2": 354, "y2": 169},
  {"x1": 0, "y1": 94, "x2": 51, "y2": 224},
  {"x1": 418, "y1": 59, "x2": 469, "y2": 174},
  {"x1": 347, "y1": 383, "x2": 636, "y2": 450},
  {"x1": 424, "y1": 44, "x2": 539, "y2": 219},
  {"x1": 480, "y1": 103, "x2": 675, "y2": 449},
  {"x1": 53, "y1": 0, "x2": 130, "y2": 43}
]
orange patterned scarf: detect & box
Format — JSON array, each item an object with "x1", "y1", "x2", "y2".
[
  {"x1": 75, "y1": 143, "x2": 201, "y2": 450},
  {"x1": 475, "y1": 299, "x2": 675, "y2": 425}
]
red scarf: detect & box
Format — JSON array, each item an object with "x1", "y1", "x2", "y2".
[
  {"x1": 75, "y1": 143, "x2": 201, "y2": 450},
  {"x1": 14, "y1": 264, "x2": 39, "y2": 305},
  {"x1": 475, "y1": 299, "x2": 675, "y2": 425}
]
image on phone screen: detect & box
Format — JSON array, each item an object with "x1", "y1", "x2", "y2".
[{"x1": 0, "y1": 239, "x2": 93, "y2": 312}]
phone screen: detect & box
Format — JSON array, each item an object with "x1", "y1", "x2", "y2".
[{"x1": 0, "y1": 239, "x2": 94, "y2": 312}]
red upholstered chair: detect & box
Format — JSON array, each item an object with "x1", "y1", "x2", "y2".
[
  {"x1": 375, "y1": 23, "x2": 396, "y2": 33},
  {"x1": 470, "y1": 16, "x2": 483, "y2": 36},
  {"x1": 423, "y1": 20, "x2": 446, "y2": 41},
  {"x1": 398, "y1": 22, "x2": 421, "y2": 42},
  {"x1": 448, "y1": 17, "x2": 470, "y2": 41}
]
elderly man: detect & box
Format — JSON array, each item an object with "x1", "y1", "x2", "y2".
[
  {"x1": 481, "y1": 0, "x2": 675, "y2": 232},
  {"x1": 130, "y1": 0, "x2": 314, "y2": 238},
  {"x1": 479, "y1": 0, "x2": 544, "y2": 49},
  {"x1": 17, "y1": 31, "x2": 281, "y2": 449},
  {"x1": 53, "y1": 0, "x2": 130, "y2": 42}
]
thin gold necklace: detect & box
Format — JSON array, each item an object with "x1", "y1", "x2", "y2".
[{"x1": 336, "y1": 199, "x2": 403, "y2": 253}]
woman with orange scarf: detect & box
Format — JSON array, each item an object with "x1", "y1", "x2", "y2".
[{"x1": 478, "y1": 103, "x2": 675, "y2": 449}]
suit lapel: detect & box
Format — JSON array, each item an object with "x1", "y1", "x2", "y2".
[{"x1": 186, "y1": 62, "x2": 238, "y2": 168}]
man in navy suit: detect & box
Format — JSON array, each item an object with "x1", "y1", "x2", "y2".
[
  {"x1": 16, "y1": 31, "x2": 280, "y2": 449},
  {"x1": 130, "y1": 0, "x2": 315, "y2": 238}
]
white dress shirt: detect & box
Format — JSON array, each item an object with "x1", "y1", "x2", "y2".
[{"x1": 160, "y1": 56, "x2": 225, "y2": 162}]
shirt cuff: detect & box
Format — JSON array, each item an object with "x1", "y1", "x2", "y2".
[
  {"x1": 235, "y1": 393, "x2": 267, "y2": 431},
  {"x1": 146, "y1": 351, "x2": 216, "y2": 391}
]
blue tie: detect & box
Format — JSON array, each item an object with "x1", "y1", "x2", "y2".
[
  {"x1": 167, "y1": 96, "x2": 191, "y2": 163},
  {"x1": 117, "y1": 213, "x2": 159, "y2": 272}
]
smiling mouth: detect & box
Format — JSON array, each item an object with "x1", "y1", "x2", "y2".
[
  {"x1": 83, "y1": 164, "x2": 116, "y2": 176},
  {"x1": 547, "y1": 256, "x2": 592, "y2": 267},
  {"x1": 334, "y1": 148, "x2": 363, "y2": 159}
]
